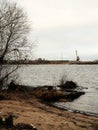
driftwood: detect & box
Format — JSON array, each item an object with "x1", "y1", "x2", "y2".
[
  {"x1": 0, "y1": 115, "x2": 13, "y2": 129},
  {"x1": 14, "y1": 123, "x2": 37, "y2": 130},
  {"x1": 0, "y1": 114, "x2": 37, "y2": 130}
]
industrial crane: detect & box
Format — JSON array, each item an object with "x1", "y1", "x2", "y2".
[{"x1": 75, "y1": 50, "x2": 80, "y2": 61}]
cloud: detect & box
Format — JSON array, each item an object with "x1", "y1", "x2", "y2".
[
  {"x1": 36, "y1": 24, "x2": 98, "y2": 60},
  {"x1": 9, "y1": 0, "x2": 98, "y2": 29},
  {"x1": 3, "y1": 0, "x2": 98, "y2": 60}
]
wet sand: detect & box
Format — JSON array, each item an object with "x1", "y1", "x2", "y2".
[{"x1": 0, "y1": 91, "x2": 98, "y2": 130}]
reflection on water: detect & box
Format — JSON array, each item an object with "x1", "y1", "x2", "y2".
[{"x1": 15, "y1": 64, "x2": 98, "y2": 114}]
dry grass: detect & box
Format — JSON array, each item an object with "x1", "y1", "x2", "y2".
[{"x1": 32, "y1": 89, "x2": 66, "y2": 102}]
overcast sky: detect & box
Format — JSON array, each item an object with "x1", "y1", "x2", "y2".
[{"x1": 3, "y1": 0, "x2": 98, "y2": 60}]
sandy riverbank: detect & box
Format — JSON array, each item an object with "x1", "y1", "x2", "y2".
[{"x1": 0, "y1": 90, "x2": 98, "y2": 130}]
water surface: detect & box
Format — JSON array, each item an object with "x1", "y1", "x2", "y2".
[{"x1": 16, "y1": 64, "x2": 98, "y2": 114}]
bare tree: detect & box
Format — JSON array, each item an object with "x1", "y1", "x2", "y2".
[{"x1": 0, "y1": 2, "x2": 33, "y2": 89}]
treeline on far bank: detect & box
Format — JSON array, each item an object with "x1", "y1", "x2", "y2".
[{"x1": 1, "y1": 58, "x2": 98, "y2": 65}]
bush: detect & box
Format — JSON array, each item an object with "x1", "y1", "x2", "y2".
[
  {"x1": 58, "y1": 80, "x2": 78, "y2": 90},
  {"x1": 59, "y1": 75, "x2": 67, "y2": 86}
]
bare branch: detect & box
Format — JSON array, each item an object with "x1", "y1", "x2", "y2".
[
  {"x1": 0, "y1": 2, "x2": 34, "y2": 89},
  {"x1": 0, "y1": 2, "x2": 30, "y2": 61}
]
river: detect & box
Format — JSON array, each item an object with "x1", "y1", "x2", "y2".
[{"x1": 15, "y1": 64, "x2": 98, "y2": 115}]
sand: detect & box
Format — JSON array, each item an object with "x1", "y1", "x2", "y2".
[{"x1": 0, "y1": 91, "x2": 98, "y2": 130}]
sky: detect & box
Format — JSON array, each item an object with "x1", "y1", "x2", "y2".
[{"x1": 1, "y1": 0, "x2": 98, "y2": 60}]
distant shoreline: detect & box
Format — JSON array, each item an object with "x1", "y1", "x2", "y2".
[{"x1": 1, "y1": 60, "x2": 98, "y2": 65}]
